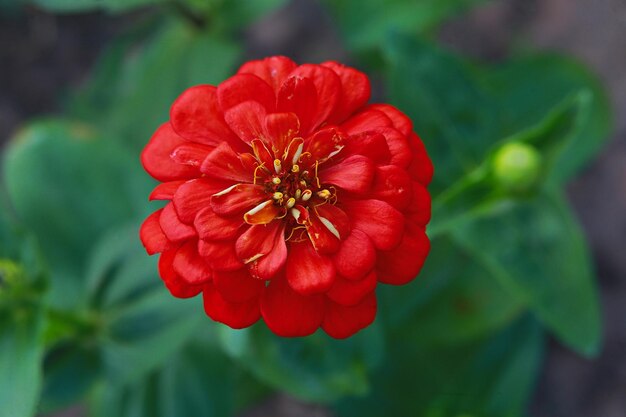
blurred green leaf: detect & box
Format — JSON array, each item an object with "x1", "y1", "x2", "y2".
[
  {"x1": 30, "y1": 0, "x2": 162, "y2": 13},
  {"x1": 385, "y1": 35, "x2": 611, "y2": 195},
  {"x1": 68, "y1": 18, "x2": 241, "y2": 151},
  {"x1": 453, "y1": 191, "x2": 602, "y2": 357},
  {"x1": 324, "y1": 0, "x2": 490, "y2": 51},
  {"x1": 334, "y1": 316, "x2": 544, "y2": 417},
  {"x1": 0, "y1": 291, "x2": 45, "y2": 417},
  {"x1": 2, "y1": 120, "x2": 152, "y2": 309},
  {"x1": 218, "y1": 322, "x2": 384, "y2": 403}
]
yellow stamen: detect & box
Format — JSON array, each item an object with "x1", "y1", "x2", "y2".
[
  {"x1": 295, "y1": 189, "x2": 302, "y2": 199},
  {"x1": 301, "y1": 189, "x2": 312, "y2": 201},
  {"x1": 272, "y1": 177, "x2": 281, "y2": 185},
  {"x1": 291, "y1": 164, "x2": 300, "y2": 173},
  {"x1": 317, "y1": 189, "x2": 331, "y2": 199},
  {"x1": 273, "y1": 192, "x2": 284, "y2": 200},
  {"x1": 286, "y1": 197, "x2": 296, "y2": 208},
  {"x1": 274, "y1": 159, "x2": 282, "y2": 174}
]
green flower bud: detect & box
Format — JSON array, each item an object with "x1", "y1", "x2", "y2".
[{"x1": 492, "y1": 142, "x2": 542, "y2": 191}]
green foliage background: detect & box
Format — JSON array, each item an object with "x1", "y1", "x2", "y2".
[{"x1": 0, "y1": 0, "x2": 612, "y2": 416}]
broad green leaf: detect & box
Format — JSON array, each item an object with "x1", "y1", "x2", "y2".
[
  {"x1": 334, "y1": 316, "x2": 544, "y2": 417},
  {"x1": 218, "y1": 322, "x2": 384, "y2": 403},
  {"x1": 324, "y1": 0, "x2": 490, "y2": 51},
  {"x1": 68, "y1": 19, "x2": 241, "y2": 151},
  {"x1": 0, "y1": 282, "x2": 45, "y2": 417},
  {"x1": 2, "y1": 120, "x2": 152, "y2": 308},
  {"x1": 453, "y1": 191, "x2": 602, "y2": 356}
]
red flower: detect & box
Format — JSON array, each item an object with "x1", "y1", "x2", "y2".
[{"x1": 139, "y1": 56, "x2": 432, "y2": 338}]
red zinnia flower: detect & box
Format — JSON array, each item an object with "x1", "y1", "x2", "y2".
[{"x1": 139, "y1": 56, "x2": 432, "y2": 338}]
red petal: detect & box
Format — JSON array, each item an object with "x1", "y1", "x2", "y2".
[
  {"x1": 200, "y1": 142, "x2": 254, "y2": 183},
  {"x1": 218, "y1": 73, "x2": 275, "y2": 112},
  {"x1": 149, "y1": 181, "x2": 186, "y2": 201},
  {"x1": 327, "y1": 270, "x2": 377, "y2": 306},
  {"x1": 250, "y1": 231, "x2": 287, "y2": 280},
  {"x1": 158, "y1": 248, "x2": 203, "y2": 298},
  {"x1": 341, "y1": 108, "x2": 392, "y2": 135},
  {"x1": 407, "y1": 132, "x2": 434, "y2": 186},
  {"x1": 289, "y1": 64, "x2": 340, "y2": 129},
  {"x1": 224, "y1": 101, "x2": 267, "y2": 144},
  {"x1": 332, "y1": 229, "x2": 376, "y2": 280},
  {"x1": 322, "y1": 292, "x2": 377, "y2": 339},
  {"x1": 305, "y1": 126, "x2": 345, "y2": 163},
  {"x1": 307, "y1": 203, "x2": 351, "y2": 255},
  {"x1": 377, "y1": 225, "x2": 430, "y2": 285},
  {"x1": 173, "y1": 241, "x2": 212, "y2": 285},
  {"x1": 277, "y1": 76, "x2": 317, "y2": 136},
  {"x1": 141, "y1": 123, "x2": 199, "y2": 182},
  {"x1": 170, "y1": 143, "x2": 213, "y2": 168},
  {"x1": 251, "y1": 139, "x2": 275, "y2": 170},
  {"x1": 371, "y1": 165, "x2": 413, "y2": 210},
  {"x1": 264, "y1": 112, "x2": 300, "y2": 155},
  {"x1": 318, "y1": 155, "x2": 374, "y2": 194},
  {"x1": 235, "y1": 222, "x2": 286, "y2": 275},
  {"x1": 170, "y1": 85, "x2": 238, "y2": 147},
  {"x1": 322, "y1": 61, "x2": 371, "y2": 124},
  {"x1": 198, "y1": 239, "x2": 243, "y2": 272},
  {"x1": 342, "y1": 199, "x2": 404, "y2": 250},
  {"x1": 237, "y1": 56, "x2": 297, "y2": 93},
  {"x1": 194, "y1": 206, "x2": 242, "y2": 241},
  {"x1": 139, "y1": 209, "x2": 171, "y2": 255},
  {"x1": 203, "y1": 282, "x2": 260, "y2": 329},
  {"x1": 244, "y1": 200, "x2": 283, "y2": 225},
  {"x1": 213, "y1": 268, "x2": 263, "y2": 303},
  {"x1": 379, "y1": 127, "x2": 412, "y2": 168},
  {"x1": 173, "y1": 177, "x2": 233, "y2": 223},
  {"x1": 369, "y1": 104, "x2": 413, "y2": 136},
  {"x1": 260, "y1": 276, "x2": 325, "y2": 337},
  {"x1": 342, "y1": 131, "x2": 391, "y2": 165},
  {"x1": 159, "y1": 202, "x2": 197, "y2": 242},
  {"x1": 286, "y1": 240, "x2": 335, "y2": 295},
  {"x1": 406, "y1": 183, "x2": 432, "y2": 226},
  {"x1": 211, "y1": 183, "x2": 266, "y2": 215}
]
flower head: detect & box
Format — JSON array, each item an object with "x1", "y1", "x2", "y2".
[{"x1": 140, "y1": 56, "x2": 432, "y2": 338}]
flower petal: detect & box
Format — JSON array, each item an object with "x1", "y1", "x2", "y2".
[
  {"x1": 307, "y1": 203, "x2": 351, "y2": 255},
  {"x1": 407, "y1": 132, "x2": 434, "y2": 186},
  {"x1": 218, "y1": 73, "x2": 275, "y2": 112},
  {"x1": 244, "y1": 200, "x2": 283, "y2": 225},
  {"x1": 170, "y1": 85, "x2": 238, "y2": 146},
  {"x1": 318, "y1": 154, "x2": 375, "y2": 194},
  {"x1": 371, "y1": 165, "x2": 413, "y2": 210},
  {"x1": 289, "y1": 64, "x2": 341, "y2": 129},
  {"x1": 159, "y1": 202, "x2": 197, "y2": 242},
  {"x1": 277, "y1": 76, "x2": 317, "y2": 136},
  {"x1": 141, "y1": 123, "x2": 199, "y2": 182},
  {"x1": 237, "y1": 56, "x2": 297, "y2": 93},
  {"x1": 376, "y1": 225, "x2": 430, "y2": 285},
  {"x1": 341, "y1": 107, "x2": 392, "y2": 135},
  {"x1": 173, "y1": 177, "x2": 233, "y2": 223},
  {"x1": 173, "y1": 241, "x2": 212, "y2": 285},
  {"x1": 327, "y1": 270, "x2": 377, "y2": 306},
  {"x1": 322, "y1": 61, "x2": 371, "y2": 124},
  {"x1": 342, "y1": 131, "x2": 391, "y2": 165},
  {"x1": 213, "y1": 268, "x2": 264, "y2": 303},
  {"x1": 159, "y1": 248, "x2": 203, "y2": 298},
  {"x1": 203, "y1": 282, "x2": 260, "y2": 329},
  {"x1": 379, "y1": 127, "x2": 412, "y2": 168},
  {"x1": 224, "y1": 100, "x2": 267, "y2": 144},
  {"x1": 369, "y1": 104, "x2": 413, "y2": 136},
  {"x1": 200, "y1": 142, "x2": 254, "y2": 183},
  {"x1": 342, "y1": 199, "x2": 404, "y2": 250},
  {"x1": 322, "y1": 292, "x2": 377, "y2": 339},
  {"x1": 332, "y1": 229, "x2": 376, "y2": 280},
  {"x1": 170, "y1": 143, "x2": 214, "y2": 168},
  {"x1": 149, "y1": 181, "x2": 186, "y2": 201},
  {"x1": 286, "y1": 240, "x2": 335, "y2": 295},
  {"x1": 406, "y1": 183, "x2": 432, "y2": 226},
  {"x1": 198, "y1": 239, "x2": 243, "y2": 272},
  {"x1": 260, "y1": 276, "x2": 325, "y2": 337},
  {"x1": 211, "y1": 183, "x2": 266, "y2": 215},
  {"x1": 305, "y1": 126, "x2": 345, "y2": 163},
  {"x1": 264, "y1": 112, "x2": 300, "y2": 155},
  {"x1": 140, "y1": 209, "x2": 171, "y2": 255},
  {"x1": 194, "y1": 206, "x2": 242, "y2": 241}
]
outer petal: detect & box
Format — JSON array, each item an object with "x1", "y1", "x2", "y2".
[
  {"x1": 369, "y1": 104, "x2": 413, "y2": 136},
  {"x1": 406, "y1": 183, "x2": 432, "y2": 226},
  {"x1": 260, "y1": 276, "x2": 325, "y2": 337},
  {"x1": 277, "y1": 76, "x2": 317, "y2": 136},
  {"x1": 149, "y1": 181, "x2": 186, "y2": 201},
  {"x1": 213, "y1": 268, "x2": 263, "y2": 303},
  {"x1": 376, "y1": 225, "x2": 430, "y2": 285},
  {"x1": 141, "y1": 123, "x2": 199, "y2": 182},
  {"x1": 371, "y1": 165, "x2": 413, "y2": 211},
  {"x1": 224, "y1": 101, "x2": 267, "y2": 144},
  {"x1": 217, "y1": 73, "x2": 275, "y2": 112},
  {"x1": 322, "y1": 61, "x2": 371, "y2": 124},
  {"x1": 379, "y1": 127, "x2": 412, "y2": 168},
  {"x1": 286, "y1": 240, "x2": 335, "y2": 295},
  {"x1": 200, "y1": 142, "x2": 253, "y2": 183},
  {"x1": 140, "y1": 209, "x2": 171, "y2": 255},
  {"x1": 342, "y1": 199, "x2": 404, "y2": 250},
  {"x1": 289, "y1": 64, "x2": 341, "y2": 129},
  {"x1": 342, "y1": 131, "x2": 391, "y2": 166},
  {"x1": 198, "y1": 239, "x2": 243, "y2": 272},
  {"x1": 235, "y1": 222, "x2": 287, "y2": 280},
  {"x1": 203, "y1": 283, "x2": 260, "y2": 329},
  {"x1": 332, "y1": 229, "x2": 376, "y2": 280},
  {"x1": 341, "y1": 108, "x2": 392, "y2": 135},
  {"x1": 318, "y1": 155, "x2": 375, "y2": 194},
  {"x1": 159, "y1": 203, "x2": 197, "y2": 242},
  {"x1": 237, "y1": 56, "x2": 297, "y2": 93},
  {"x1": 173, "y1": 240, "x2": 213, "y2": 285},
  {"x1": 173, "y1": 177, "x2": 233, "y2": 223},
  {"x1": 170, "y1": 85, "x2": 237, "y2": 146},
  {"x1": 158, "y1": 248, "x2": 203, "y2": 298},
  {"x1": 327, "y1": 270, "x2": 377, "y2": 306},
  {"x1": 194, "y1": 206, "x2": 242, "y2": 241},
  {"x1": 407, "y1": 132, "x2": 434, "y2": 186},
  {"x1": 322, "y1": 292, "x2": 377, "y2": 339}
]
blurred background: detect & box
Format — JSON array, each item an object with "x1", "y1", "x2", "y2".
[{"x1": 0, "y1": 0, "x2": 624, "y2": 416}]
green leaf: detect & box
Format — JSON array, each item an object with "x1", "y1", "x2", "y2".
[
  {"x1": 324, "y1": 0, "x2": 490, "y2": 51},
  {"x1": 452, "y1": 191, "x2": 602, "y2": 357},
  {"x1": 333, "y1": 316, "x2": 544, "y2": 417},
  {"x1": 218, "y1": 322, "x2": 384, "y2": 403},
  {"x1": 0, "y1": 304, "x2": 45, "y2": 417},
  {"x1": 68, "y1": 19, "x2": 242, "y2": 151},
  {"x1": 30, "y1": 0, "x2": 162, "y2": 13},
  {"x1": 2, "y1": 120, "x2": 152, "y2": 309}
]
